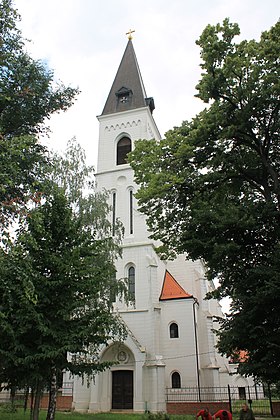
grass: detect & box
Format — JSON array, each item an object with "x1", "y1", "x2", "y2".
[
  {"x1": 1, "y1": 407, "x2": 280, "y2": 420},
  {"x1": 0, "y1": 408, "x2": 192, "y2": 420}
]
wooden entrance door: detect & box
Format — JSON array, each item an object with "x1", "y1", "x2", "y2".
[{"x1": 112, "y1": 370, "x2": 133, "y2": 409}]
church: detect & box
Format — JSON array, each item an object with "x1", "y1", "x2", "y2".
[{"x1": 69, "y1": 35, "x2": 252, "y2": 413}]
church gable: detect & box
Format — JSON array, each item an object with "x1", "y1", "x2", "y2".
[{"x1": 159, "y1": 270, "x2": 192, "y2": 301}]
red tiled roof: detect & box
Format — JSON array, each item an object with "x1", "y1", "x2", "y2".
[
  {"x1": 159, "y1": 270, "x2": 192, "y2": 301},
  {"x1": 229, "y1": 350, "x2": 248, "y2": 364},
  {"x1": 239, "y1": 350, "x2": 248, "y2": 362}
]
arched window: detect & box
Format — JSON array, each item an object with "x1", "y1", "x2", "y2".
[
  {"x1": 171, "y1": 372, "x2": 181, "y2": 389},
  {"x1": 170, "y1": 322, "x2": 179, "y2": 338},
  {"x1": 117, "y1": 137, "x2": 131, "y2": 165},
  {"x1": 128, "y1": 266, "x2": 135, "y2": 297}
]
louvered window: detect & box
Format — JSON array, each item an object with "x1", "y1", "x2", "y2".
[{"x1": 117, "y1": 137, "x2": 131, "y2": 165}]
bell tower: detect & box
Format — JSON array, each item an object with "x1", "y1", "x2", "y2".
[{"x1": 95, "y1": 38, "x2": 160, "y2": 247}]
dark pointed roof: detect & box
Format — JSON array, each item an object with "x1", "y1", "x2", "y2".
[{"x1": 101, "y1": 40, "x2": 155, "y2": 115}]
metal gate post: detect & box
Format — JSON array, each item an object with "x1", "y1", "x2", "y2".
[{"x1": 228, "y1": 385, "x2": 232, "y2": 413}]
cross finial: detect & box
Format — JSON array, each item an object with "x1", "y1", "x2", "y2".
[{"x1": 126, "y1": 29, "x2": 135, "y2": 40}]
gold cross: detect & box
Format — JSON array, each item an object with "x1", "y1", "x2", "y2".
[{"x1": 126, "y1": 29, "x2": 135, "y2": 40}]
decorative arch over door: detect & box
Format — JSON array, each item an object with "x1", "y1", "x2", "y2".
[{"x1": 100, "y1": 343, "x2": 135, "y2": 411}]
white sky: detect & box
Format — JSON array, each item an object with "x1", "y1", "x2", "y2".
[{"x1": 14, "y1": 0, "x2": 279, "y2": 168}]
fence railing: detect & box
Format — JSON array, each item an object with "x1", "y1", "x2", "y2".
[
  {"x1": 166, "y1": 385, "x2": 276, "y2": 416},
  {"x1": 166, "y1": 385, "x2": 265, "y2": 402},
  {"x1": 166, "y1": 386, "x2": 230, "y2": 402},
  {"x1": 0, "y1": 382, "x2": 74, "y2": 403}
]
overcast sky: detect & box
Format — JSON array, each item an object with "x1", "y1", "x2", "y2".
[{"x1": 14, "y1": 0, "x2": 279, "y2": 166}]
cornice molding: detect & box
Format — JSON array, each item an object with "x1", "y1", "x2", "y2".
[{"x1": 104, "y1": 119, "x2": 141, "y2": 132}]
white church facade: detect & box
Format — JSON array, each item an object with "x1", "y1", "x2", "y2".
[{"x1": 69, "y1": 38, "x2": 254, "y2": 413}]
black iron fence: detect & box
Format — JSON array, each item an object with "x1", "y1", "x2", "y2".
[
  {"x1": 166, "y1": 385, "x2": 278, "y2": 416},
  {"x1": 166, "y1": 386, "x2": 230, "y2": 402}
]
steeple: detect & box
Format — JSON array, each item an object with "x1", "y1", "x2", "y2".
[{"x1": 101, "y1": 39, "x2": 155, "y2": 115}]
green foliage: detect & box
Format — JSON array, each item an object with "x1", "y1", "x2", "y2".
[
  {"x1": 0, "y1": 0, "x2": 23, "y2": 57},
  {"x1": 129, "y1": 20, "x2": 280, "y2": 383},
  {"x1": 49, "y1": 137, "x2": 124, "y2": 257},
  {"x1": 0, "y1": 0, "x2": 79, "y2": 138},
  {"x1": 50, "y1": 137, "x2": 123, "y2": 242},
  {"x1": 0, "y1": 134, "x2": 47, "y2": 232},
  {"x1": 51, "y1": 137, "x2": 95, "y2": 204},
  {"x1": 0, "y1": 138, "x2": 128, "y2": 420},
  {"x1": 0, "y1": 188, "x2": 127, "y2": 387},
  {"x1": 0, "y1": 0, "x2": 79, "y2": 230}
]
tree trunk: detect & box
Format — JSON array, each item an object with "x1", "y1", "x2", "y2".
[
  {"x1": 30, "y1": 387, "x2": 34, "y2": 420},
  {"x1": 46, "y1": 367, "x2": 58, "y2": 420},
  {"x1": 10, "y1": 385, "x2": 16, "y2": 412},
  {"x1": 32, "y1": 381, "x2": 42, "y2": 420},
  {"x1": 24, "y1": 386, "x2": 29, "y2": 413}
]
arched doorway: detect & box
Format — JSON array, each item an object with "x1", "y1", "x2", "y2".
[
  {"x1": 112, "y1": 370, "x2": 133, "y2": 409},
  {"x1": 100, "y1": 343, "x2": 135, "y2": 411}
]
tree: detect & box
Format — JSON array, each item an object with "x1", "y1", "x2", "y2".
[
  {"x1": 129, "y1": 19, "x2": 280, "y2": 383},
  {"x1": 0, "y1": 139, "x2": 127, "y2": 420},
  {"x1": 50, "y1": 137, "x2": 124, "y2": 245},
  {"x1": 0, "y1": 0, "x2": 78, "y2": 137},
  {"x1": 45, "y1": 138, "x2": 126, "y2": 419},
  {"x1": 0, "y1": 134, "x2": 47, "y2": 234},
  {"x1": 0, "y1": 188, "x2": 127, "y2": 420},
  {"x1": 0, "y1": 0, "x2": 79, "y2": 230}
]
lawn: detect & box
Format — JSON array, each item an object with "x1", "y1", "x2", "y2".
[
  {"x1": 1, "y1": 407, "x2": 280, "y2": 420},
  {"x1": 0, "y1": 408, "x2": 191, "y2": 420}
]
